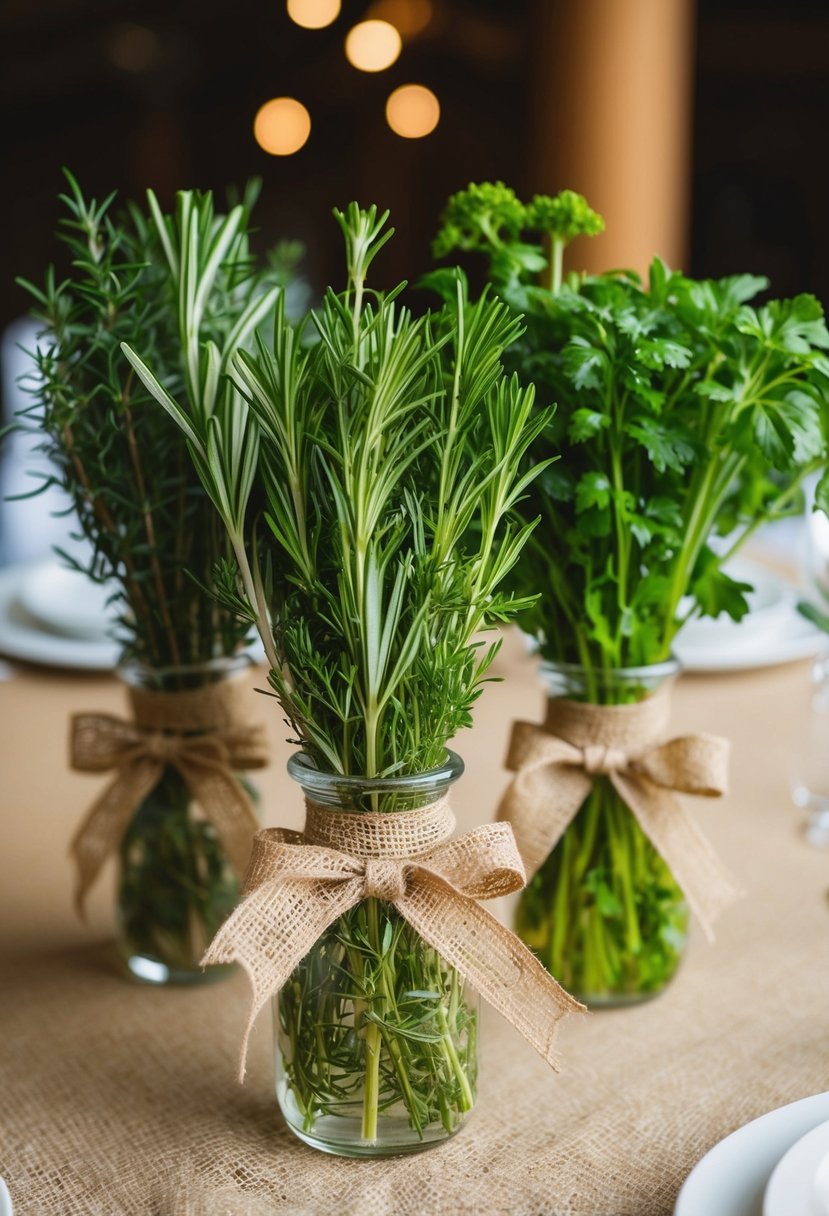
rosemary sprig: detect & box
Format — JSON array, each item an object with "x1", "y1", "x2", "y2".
[
  {"x1": 124, "y1": 198, "x2": 550, "y2": 1144},
  {"x1": 126, "y1": 201, "x2": 551, "y2": 777}
]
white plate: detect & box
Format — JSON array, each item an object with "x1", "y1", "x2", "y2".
[
  {"x1": 675, "y1": 597, "x2": 825, "y2": 672},
  {"x1": 0, "y1": 561, "x2": 268, "y2": 672},
  {"x1": 674, "y1": 560, "x2": 826, "y2": 673},
  {"x1": 675, "y1": 1092, "x2": 829, "y2": 1216},
  {"x1": 16, "y1": 559, "x2": 117, "y2": 639},
  {"x1": 0, "y1": 562, "x2": 120, "y2": 669},
  {"x1": 764, "y1": 1118, "x2": 829, "y2": 1216}
]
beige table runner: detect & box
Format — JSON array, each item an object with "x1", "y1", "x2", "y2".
[{"x1": 2, "y1": 634, "x2": 829, "y2": 1214}]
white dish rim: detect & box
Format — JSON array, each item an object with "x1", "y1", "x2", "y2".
[
  {"x1": 0, "y1": 561, "x2": 120, "y2": 670},
  {"x1": 675, "y1": 1091, "x2": 829, "y2": 1216},
  {"x1": 763, "y1": 1117, "x2": 829, "y2": 1216}
]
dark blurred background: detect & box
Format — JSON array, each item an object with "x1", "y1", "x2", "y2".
[{"x1": 2, "y1": 0, "x2": 829, "y2": 326}]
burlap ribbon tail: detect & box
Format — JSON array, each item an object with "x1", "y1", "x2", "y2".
[
  {"x1": 497, "y1": 687, "x2": 743, "y2": 940},
  {"x1": 203, "y1": 797, "x2": 584, "y2": 1080},
  {"x1": 70, "y1": 680, "x2": 267, "y2": 912}
]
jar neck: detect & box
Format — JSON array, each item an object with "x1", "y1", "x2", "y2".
[
  {"x1": 287, "y1": 750, "x2": 464, "y2": 812},
  {"x1": 539, "y1": 659, "x2": 680, "y2": 706},
  {"x1": 116, "y1": 655, "x2": 252, "y2": 694}
]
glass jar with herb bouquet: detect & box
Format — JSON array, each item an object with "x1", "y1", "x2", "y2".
[
  {"x1": 124, "y1": 203, "x2": 582, "y2": 1155},
  {"x1": 431, "y1": 181, "x2": 829, "y2": 1005},
  {"x1": 17, "y1": 176, "x2": 294, "y2": 983}
]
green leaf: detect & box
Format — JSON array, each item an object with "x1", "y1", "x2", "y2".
[
  {"x1": 747, "y1": 388, "x2": 825, "y2": 468},
  {"x1": 568, "y1": 408, "x2": 609, "y2": 443},
  {"x1": 798, "y1": 600, "x2": 829, "y2": 635},
  {"x1": 563, "y1": 337, "x2": 607, "y2": 390},
  {"x1": 815, "y1": 469, "x2": 829, "y2": 517},
  {"x1": 694, "y1": 380, "x2": 737, "y2": 403},
  {"x1": 626, "y1": 416, "x2": 696, "y2": 473},
  {"x1": 690, "y1": 551, "x2": 753, "y2": 621},
  {"x1": 120, "y1": 343, "x2": 205, "y2": 455},
  {"x1": 575, "y1": 471, "x2": 611, "y2": 513},
  {"x1": 634, "y1": 337, "x2": 692, "y2": 370},
  {"x1": 739, "y1": 294, "x2": 829, "y2": 354},
  {"x1": 584, "y1": 870, "x2": 623, "y2": 918}
]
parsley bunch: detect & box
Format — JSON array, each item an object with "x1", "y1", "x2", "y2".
[{"x1": 431, "y1": 183, "x2": 829, "y2": 673}]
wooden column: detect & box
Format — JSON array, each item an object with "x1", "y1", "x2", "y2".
[{"x1": 530, "y1": 0, "x2": 696, "y2": 276}]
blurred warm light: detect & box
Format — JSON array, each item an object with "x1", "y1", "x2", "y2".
[
  {"x1": 385, "y1": 84, "x2": 440, "y2": 139},
  {"x1": 105, "y1": 24, "x2": 163, "y2": 72},
  {"x1": 286, "y1": 0, "x2": 341, "y2": 30},
  {"x1": 368, "y1": 0, "x2": 432, "y2": 38},
  {"x1": 253, "y1": 98, "x2": 311, "y2": 155},
  {"x1": 344, "y1": 20, "x2": 402, "y2": 72}
]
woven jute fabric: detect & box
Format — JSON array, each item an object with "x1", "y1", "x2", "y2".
[
  {"x1": 4, "y1": 881, "x2": 829, "y2": 1216},
  {"x1": 69, "y1": 678, "x2": 268, "y2": 911},
  {"x1": 302, "y1": 798, "x2": 456, "y2": 856},
  {"x1": 497, "y1": 687, "x2": 742, "y2": 939},
  {"x1": 204, "y1": 799, "x2": 583, "y2": 1079},
  {"x1": 4, "y1": 646, "x2": 829, "y2": 1214}
]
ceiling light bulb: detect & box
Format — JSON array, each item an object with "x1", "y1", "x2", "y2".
[
  {"x1": 385, "y1": 84, "x2": 440, "y2": 138},
  {"x1": 286, "y1": 0, "x2": 341, "y2": 30},
  {"x1": 344, "y1": 20, "x2": 402, "y2": 72},
  {"x1": 253, "y1": 97, "x2": 312, "y2": 156}
]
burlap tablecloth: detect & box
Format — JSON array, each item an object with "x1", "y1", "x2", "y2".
[{"x1": 2, "y1": 632, "x2": 828, "y2": 1215}]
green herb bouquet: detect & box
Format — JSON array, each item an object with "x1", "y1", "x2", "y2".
[
  {"x1": 431, "y1": 181, "x2": 829, "y2": 1004},
  {"x1": 18, "y1": 176, "x2": 285, "y2": 982},
  {"x1": 123, "y1": 201, "x2": 581, "y2": 1156}
]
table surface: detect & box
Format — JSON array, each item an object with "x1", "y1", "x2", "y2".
[{"x1": 2, "y1": 631, "x2": 829, "y2": 1216}]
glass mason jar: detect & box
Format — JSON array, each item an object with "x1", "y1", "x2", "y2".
[
  {"x1": 790, "y1": 652, "x2": 829, "y2": 846},
  {"x1": 274, "y1": 751, "x2": 478, "y2": 1157},
  {"x1": 116, "y1": 657, "x2": 254, "y2": 985},
  {"x1": 514, "y1": 660, "x2": 689, "y2": 1006}
]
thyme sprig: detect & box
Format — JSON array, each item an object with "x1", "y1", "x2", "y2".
[{"x1": 16, "y1": 174, "x2": 280, "y2": 668}]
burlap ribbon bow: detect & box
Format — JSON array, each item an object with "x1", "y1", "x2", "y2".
[
  {"x1": 497, "y1": 688, "x2": 743, "y2": 940},
  {"x1": 203, "y1": 798, "x2": 584, "y2": 1080},
  {"x1": 70, "y1": 679, "x2": 267, "y2": 913}
]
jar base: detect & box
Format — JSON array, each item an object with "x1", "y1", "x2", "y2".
[
  {"x1": 120, "y1": 950, "x2": 234, "y2": 987},
  {"x1": 576, "y1": 985, "x2": 671, "y2": 1010},
  {"x1": 277, "y1": 1082, "x2": 470, "y2": 1157},
  {"x1": 283, "y1": 1116, "x2": 467, "y2": 1158}
]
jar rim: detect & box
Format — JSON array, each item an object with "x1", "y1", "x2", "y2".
[
  {"x1": 287, "y1": 749, "x2": 465, "y2": 796},
  {"x1": 538, "y1": 657, "x2": 681, "y2": 680},
  {"x1": 116, "y1": 653, "x2": 253, "y2": 687}
]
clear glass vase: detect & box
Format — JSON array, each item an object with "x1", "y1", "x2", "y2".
[
  {"x1": 116, "y1": 657, "x2": 253, "y2": 985},
  {"x1": 274, "y1": 751, "x2": 478, "y2": 1157},
  {"x1": 790, "y1": 653, "x2": 829, "y2": 847},
  {"x1": 514, "y1": 660, "x2": 689, "y2": 1006}
]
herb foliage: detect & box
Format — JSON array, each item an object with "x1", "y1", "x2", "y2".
[
  {"x1": 16, "y1": 176, "x2": 291, "y2": 978},
  {"x1": 431, "y1": 181, "x2": 829, "y2": 1004},
  {"x1": 430, "y1": 182, "x2": 829, "y2": 673},
  {"x1": 126, "y1": 200, "x2": 551, "y2": 778},
  {"x1": 16, "y1": 174, "x2": 285, "y2": 668},
  {"x1": 124, "y1": 197, "x2": 550, "y2": 1144}
]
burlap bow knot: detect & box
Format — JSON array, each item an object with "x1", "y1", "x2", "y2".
[
  {"x1": 497, "y1": 689, "x2": 743, "y2": 940},
  {"x1": 70, "y1": 680, "x2": 267, "y2": 913},
  {"x1": 203, "y1": 799, "x2": 584, "y2": 1080}
]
